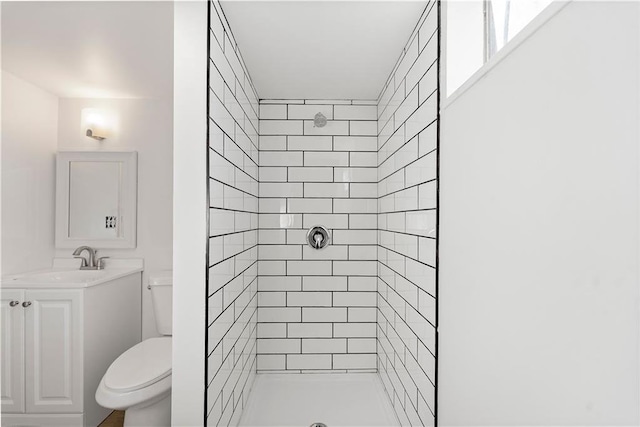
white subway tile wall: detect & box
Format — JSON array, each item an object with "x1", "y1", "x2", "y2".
[
  {"x1": 257, "y1": 99, "x2": 379, "y2": 374},
  {"x1": 208, "y1": 0, "x2": 439, "y2": 425},
  {"x1": 376, "y1": 1, "x2": 438, "y2": 426},
  {"x1": 207, "y1": 2, "x2": 260, "y2": 425}
]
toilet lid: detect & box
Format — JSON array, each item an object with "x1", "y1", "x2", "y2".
[{"x1": 104, "y1": 337, "x2": 172, "y2": 393}]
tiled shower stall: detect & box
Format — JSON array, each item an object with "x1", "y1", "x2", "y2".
[{"x1": 205, "y1": 0, "x2": 439, "y2": 425}]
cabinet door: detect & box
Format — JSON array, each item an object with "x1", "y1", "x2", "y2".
[
  {"x1": 24, "y1": 290, "x2": 83, "y2": 414},
  {"x1": 1, "y1": 289, "x2": 25, "y2": 413}
]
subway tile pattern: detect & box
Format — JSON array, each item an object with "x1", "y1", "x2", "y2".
[
  {"x1": 257, "y1": 99, "x2": 380, "y2": 373},
  {"x1": 376, "y1": 1, "x2": 439, "y2": 426},
  {"x1": 207, "y1": 2, "x2": 259, "y2": 425},
  {"x1": 207, "y1": 0, "x2": 439, "y2": 424}
]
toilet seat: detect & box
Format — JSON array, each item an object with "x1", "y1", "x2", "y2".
[
  {"x1": 96, "y1": 337, "x2": 172, "y2": 411},
  {"x1": 104, "y1": 337, "x2": 172, "y2": 392}
]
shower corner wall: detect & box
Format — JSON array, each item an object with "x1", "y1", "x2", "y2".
[
  {"x1": 206, "y1": 1, "x2": 260, "y2": 425},
  {"x1": 375, "y1": 1, "x2": 439, "y2": 425},
  {"x1": 205, "y1": 0, "x2": 439, "y2": 425}
]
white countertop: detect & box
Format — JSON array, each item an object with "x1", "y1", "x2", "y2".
[{"x1": 1, "y1": 258, "x2": 143, "y2": 289}]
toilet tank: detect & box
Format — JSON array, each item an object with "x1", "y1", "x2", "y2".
[{"x1": 149, "y1": 271, "x2": 173, "y2": 335}]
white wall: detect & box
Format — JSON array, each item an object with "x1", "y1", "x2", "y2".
[
  {"x1": 172, "y1": 1, "x2": 207, "y2": 425},
  {"x1": 440, "y1": 1, "x2": 640, "y2": 425},
  {"x1": 256, "y1": 98, "x2": 378, "y2": 376},
  {"x1": 375, "y1": 1, "x2": 439, "y2": 424},
  {"x1": 55, "y1": 97, "x2": 173, "y2": 339},
  {"x1": 1, "y1": 71, "x2": 58, "y2": 275},
  {"x1": 206, "y1": 1, "x2": 260, "y2": 424}
]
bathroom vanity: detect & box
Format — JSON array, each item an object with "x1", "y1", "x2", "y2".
[{"x1": 0, "y1": 259, "x2": 143, "y2": 427}]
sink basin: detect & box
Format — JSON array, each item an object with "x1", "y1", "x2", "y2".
[{"x1": 8, "y1": 270, "x2": 108, "y2": 284}]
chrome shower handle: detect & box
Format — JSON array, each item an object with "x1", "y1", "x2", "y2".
[{"x1": 307, "y1": 226, "x2": 330, "y2": 250}]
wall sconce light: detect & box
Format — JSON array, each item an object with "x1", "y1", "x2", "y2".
[{"x1": 81, "y1": 108, "x2": 111, "y2": 141}]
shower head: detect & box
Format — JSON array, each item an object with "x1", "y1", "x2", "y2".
[{"x1": 313, "y1": 112, "x2": 327, "y2": 128}]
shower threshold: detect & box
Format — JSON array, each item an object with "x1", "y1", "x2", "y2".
[{"x1": 238, "y1": 373, "x2": 399, "y2": 427}]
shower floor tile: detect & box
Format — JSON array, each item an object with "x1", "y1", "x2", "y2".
[{"x1": 238, "y1": 373, "x2": 399, "y2": 427}]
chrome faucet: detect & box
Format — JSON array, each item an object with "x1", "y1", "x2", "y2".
[{"x1": 72, "y1": 246, "x2": 108, "y2": 270}]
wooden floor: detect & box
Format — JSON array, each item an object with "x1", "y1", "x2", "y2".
[{"x1": 98, "y1": 410, "x2": 124, "y2": 427}]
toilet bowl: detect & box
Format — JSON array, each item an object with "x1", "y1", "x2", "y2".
[{"x1": 96, "y1": 271, "x2": 173, "y2": 426}]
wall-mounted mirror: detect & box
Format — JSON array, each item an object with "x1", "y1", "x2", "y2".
[{"x1": 55, "y1": 151, "x2": 137, "y2": 248}]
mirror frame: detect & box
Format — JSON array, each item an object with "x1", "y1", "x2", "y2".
[{"x1": 55, "y1": 151, "x2": 138, "y2": 249}]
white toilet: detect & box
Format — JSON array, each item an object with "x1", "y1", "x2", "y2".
[{"x1": 96, "y1": 271, "x2": 173, "y2": 426}]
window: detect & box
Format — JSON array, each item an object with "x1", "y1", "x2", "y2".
[
  {"x1": 485, "y1": 0, "x2": 553, "y2": 60},
  {"x1": 447, "y1": 0, "x2": 555, "y2": 97}
]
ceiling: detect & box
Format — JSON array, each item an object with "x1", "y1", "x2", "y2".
[
  {"x1": 220, "y1": 0, "x2": 428, "y2": 100},
  {"x1": 1, "y1": 1, "x2": 173, "y2": 99},
  {"x1": 1, "y1": 1, "x2": 427, "y2": 101}
]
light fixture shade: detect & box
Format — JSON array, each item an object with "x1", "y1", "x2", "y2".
[{"x1": 81, "y1": 108, "x2": 111, "y2": 140}]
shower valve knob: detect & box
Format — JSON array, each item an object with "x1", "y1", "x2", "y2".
[{"x1": 307, "y1": 226, "x2": 330, "y2": 250}]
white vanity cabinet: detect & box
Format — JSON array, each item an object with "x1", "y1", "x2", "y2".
[
  {"x1": 1, "y1": 289, "x2": 25, "y2": 414},
  {"x1": 1, "y1": 266, "x2": 142, "y2": 427},
  {"x1": 2, "y1": 290, "x2": 83, "y2": 418}
]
